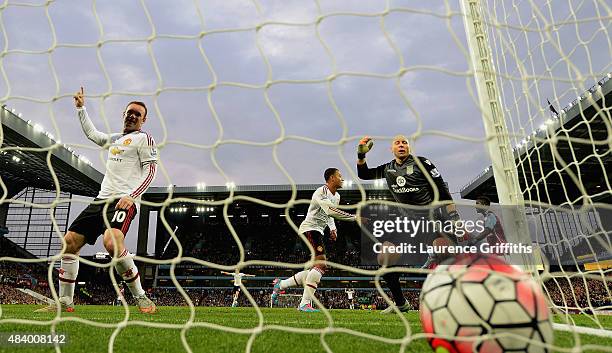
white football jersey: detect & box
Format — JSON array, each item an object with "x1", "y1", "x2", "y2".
[
  {"x1": 298, "y1": 185, "x2": 355, "y2": 234},
  {"x1": 78, "y1": 107, "x2": 158, "y2": 201},
  {"x1": 233, "y1": 273, "x2": 246, "y2": 286}
]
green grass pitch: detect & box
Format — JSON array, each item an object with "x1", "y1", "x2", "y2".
[{"x1": 0, "y1": 305, "x2": 610, "y2": 352}]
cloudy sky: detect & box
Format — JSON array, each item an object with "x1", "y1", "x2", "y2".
[
  {"x1": 0, "y1": 0, "x2": 608, "y2": 253},
  {"x1": 2, "y1": 0, "x2": 608, "y2": 192}
]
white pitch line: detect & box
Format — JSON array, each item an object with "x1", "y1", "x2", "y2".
[{"x1": 553, "y1": 323, "x2": 612, "y2": 338}]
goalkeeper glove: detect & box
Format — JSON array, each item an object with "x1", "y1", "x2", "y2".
[{"x1": 357, "y1": 136, "x2": 373, "y2": 160}]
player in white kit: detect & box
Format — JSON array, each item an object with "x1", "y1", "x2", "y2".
[
  {"x1": 345, "y1": 288, "x2": 356, "y2": 310},
  {"x1": 35, "y1": 87, "x2": 158, "y2": 313},
  {"x1": 271, "y1": 168, "x2": 361, "y2": 312},
  {"x1": 221, "y1": 271, "x2": 255, "y2": 307}
]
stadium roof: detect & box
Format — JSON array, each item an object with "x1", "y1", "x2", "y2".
[
  {"x1": 461, "y1": 74, "x2": 612, "y2": 205},
  {"x1": 1, "y1": 107, "x2": 103, "y2": 197},
  {"x1": 144, "y1": 183, "x2": 393, "y2": 204}
]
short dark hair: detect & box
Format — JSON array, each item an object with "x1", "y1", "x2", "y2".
[
  {"x1": 476, "y1": 196, "x2": 491, "y2": 206},
  {"x1": 125, "y1": 101, "x2": 147, "y2": 117},
  {"x1": 324, "y1": 168, "x2": 339, "y2": 181}
]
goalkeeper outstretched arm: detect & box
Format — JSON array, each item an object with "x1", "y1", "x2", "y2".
[
  {"x1": 356, "y1": 136, "x2": 386, "y2": 180},
  {"x1": 357, "y1": 161, "x2": 386, "y2": 180}
]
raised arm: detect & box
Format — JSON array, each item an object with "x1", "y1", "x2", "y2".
[
  {"x1": 357, "y1": 161, "x2": 386, "y2": 180},
  {"x1": 74, "y1": 87, "x2": 113, "y2": 146},
  {"x1": 356, "y1": 136, "x2": 386, "y2": 180}
]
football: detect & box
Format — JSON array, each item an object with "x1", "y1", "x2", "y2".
[{"x1": 419, "y1": 255, "x2": 554, "y2": 353}]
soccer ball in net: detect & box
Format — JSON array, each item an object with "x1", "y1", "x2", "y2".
[{"x1": 419, "y1": 255, "x2": 553, "y2": 353}]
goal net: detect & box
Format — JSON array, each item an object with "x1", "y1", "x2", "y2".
[
  {"x1": 474, "y1": 0, "x2": 611, "y2": 331},
  {"x1": 0, "y1": 0, "x2": 610, "y2": 352}
]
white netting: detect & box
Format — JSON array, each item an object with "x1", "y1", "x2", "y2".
[
  {"x1": 0, "y1": 0, "x2": 610, "y2": 352},
  {"x1": 478, "y1": 0, "x2": 611, "y2": 333}
]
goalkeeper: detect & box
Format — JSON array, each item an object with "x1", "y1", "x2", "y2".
[{"x1": 357, "y1": 135, "x2": 460, "y2": 313}]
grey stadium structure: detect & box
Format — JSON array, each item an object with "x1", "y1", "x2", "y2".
[{"x1": 1, "y1": 106, "x2": 102, "y2": 259}]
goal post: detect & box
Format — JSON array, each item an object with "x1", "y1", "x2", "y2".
[
  {"x1": 459, "y1": 0, "x2": 534, "y2": 269},
  {"x1": 459, "y1": 0, "x2": 611, "y2": 341}
]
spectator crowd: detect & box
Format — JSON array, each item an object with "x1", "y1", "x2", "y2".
[
  {"x1": 1, "y1": 255, "x2": 609, "y2": 312},
  {"x1": 545, "y1": 277, "x2": 611, "y2": 311}
]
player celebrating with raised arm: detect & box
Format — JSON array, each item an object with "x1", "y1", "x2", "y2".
[
  {"x1": 36, "y1": 87, "x2": 158, "y2": 313},
  {"x1": 220, "y1": 270, "x2": 255, "y2": 307},
  {"x1": 271, "y1": 168, "x2": 361, "y2": 313},
  {"x1": 357, "y1": 135, "x2": 460, "y2": 314}
]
